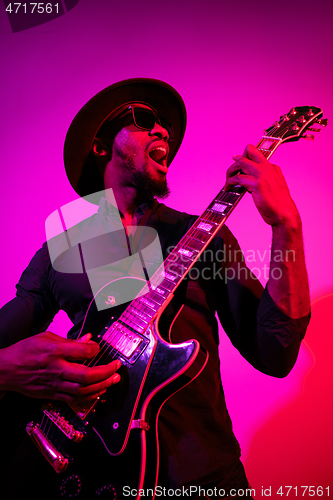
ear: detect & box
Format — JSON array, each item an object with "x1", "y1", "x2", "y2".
[{"x1": 92, "y1": 137, "x2": 110, "y2": 157}]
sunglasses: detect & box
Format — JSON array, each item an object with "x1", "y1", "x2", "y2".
[{"x1": 116, "y1": 105, "x2": 174, "y2": 142}]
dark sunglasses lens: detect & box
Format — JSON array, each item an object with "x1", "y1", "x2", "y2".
[
  {"x1": 133, "y1": 108, "x2": 174, "y2": 141},
  {"x1": 133, "y1": 109, "x2": 156, "y2": 130}
]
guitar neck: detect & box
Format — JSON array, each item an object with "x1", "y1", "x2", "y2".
[{"x1": 118, "y1": 134, "x2": 283, "y2": 335}]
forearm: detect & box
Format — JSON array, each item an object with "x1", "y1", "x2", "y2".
[{"x1": 267, "y1": 214, "x2": 310, "y2": 319}]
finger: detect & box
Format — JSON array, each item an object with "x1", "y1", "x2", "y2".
[
  {"x1": 231, "y1": 145, "x2": 266, "y2": 170},
  {"x1": 58, "y1": 371, "x2": 121, "y2": 399},
  {"x1": 226, "y1": 174, "x2": 257, "y2": 193},
  {"x1": 76, "y1": 372, "x2": 121, "y2": 397},
  {"x1": 225, "y1": 159, "x2": 256, "y2": 182},
  {"x1": 243, "y1": 144, "x2": 265, "y2": 162},
  {"x1": 77, "y1": 333, "x2": 92, "y2": 343},
  {"x1": 61, "y1": 339, "x2": 100, "y2": 362},
  {"x1": 65, "y1": 359, "x2": 121, "y2": 386}
]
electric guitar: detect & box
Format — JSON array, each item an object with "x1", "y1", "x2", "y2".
[{"x1": 2, "y1": 107, "x2": 327, "y2": 500}]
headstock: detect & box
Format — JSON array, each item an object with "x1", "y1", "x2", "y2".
[{"x1": 263, "y1": 106, "x2": 328, "y2": 143}]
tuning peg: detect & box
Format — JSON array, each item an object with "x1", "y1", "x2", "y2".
[
  {"x1": 308, "y1": 127, "x2": 321, "y2": 132},
  {"x1": 316, "y1": 118, "x2": 328, "y2": 127},
  {"x1": 301, "y1": 134, "x2": 315, "y2": 140},
  {"x1": 306, "y1": 108, "x2": 314, "y2": 117}
]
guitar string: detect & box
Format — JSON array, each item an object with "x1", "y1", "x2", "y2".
[{"x1": 40, "y1": 131, "x2": 281, "y2": 437}]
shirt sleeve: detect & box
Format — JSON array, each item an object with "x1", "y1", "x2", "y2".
[
  {"x1": 214, "y1": 226, "x2": 310, "y2": 378},
  {"x1": 0, "y1": 244, "x2": 59, "y2": 348}
]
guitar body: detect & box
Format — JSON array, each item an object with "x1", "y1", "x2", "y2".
[{"x1": 3, "y1": 278, "x2": 208, "y2": 500}]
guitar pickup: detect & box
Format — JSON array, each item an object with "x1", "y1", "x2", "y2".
[{"x1": 26, "y1": 421, "x2": 69, "y2": 473}]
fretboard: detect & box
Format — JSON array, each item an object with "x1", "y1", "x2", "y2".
[{"x1": 115, "y1": 134, "x2": 283, "y2": 336}]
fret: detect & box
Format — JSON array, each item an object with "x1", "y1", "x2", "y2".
[
  {"x1": 209, "y1": 202, "x2": 232, "y2": 215},
  {"x1": 162, "y1": 270, "x2": 181, "y2": 283},
  {"x1": 168, "y1": 252, "x2": 193, "y2": 268},
  {"x1": 257, "y1": 137, "x2": 280, "y2": 151},
  {"x1": 122, "y1": 309, "x2": 149, "y2": 327},
  {"x1": 130, "y1": 305, "x2": 152, "y2": 322},
  {"x1": 155, "y1": 278, "x2": 175, "y2": 292},
  {"x1": 131, "y1": 299, "x2": 156, "y2": 318},
  {"x1": 257, "y1": 137, "x2": 281, "y2": 159},
  {"x1": 201, "y1": 210, "x2": 225, "y2": 224},
  {"x1": 215, "y1": 191, "x2": 241, "y2": 205},
  {"x1": 181, "y1": 236, "x2": 205, "y2": 253},
  {"x1": 145, "y1": 290, "x2": 165, "y2": 305},
  {"x1": 165, "y1": 261, "x2": 188, "y2": 278},
  {"x1": 120, "y1": 316, "x2": 146, "y2": 334},
  {"x1": 214, "y1": 198, "x2": 232, "y2": 206},
  {"x1": 177, "y1": 247, "x2": 196, "y2": 259},
  {"x1": 196, "y1": 221, "x2": 215, "y2": 232},
  {"x1": 258, "y1": 149, "x2": 270, "y2": 159},
  {"x1": 149, "y1": 284, "x2": 169, "y2": 296},
  {"x1": 139, "y1": 295, "x2": 160, "y2": 311},
  {"x1": 187, "y1": 227, "x2": 212, "y2": 243}
]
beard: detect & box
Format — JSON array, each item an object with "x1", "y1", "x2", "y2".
[
  {"x1": 115, "y1": 145, "x2": 171, "y2": 200},
  {"x1": 126, "y1": 166, "x2": 171, "y2": 200}
]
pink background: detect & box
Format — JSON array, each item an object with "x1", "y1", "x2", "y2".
[{"x1": 1, "y1": 0, "x2": 332, "y2": 495}]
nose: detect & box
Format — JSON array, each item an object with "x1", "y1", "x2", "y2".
[{"x1": 149, "y1": 122, "x2": 169, "y2": 142}]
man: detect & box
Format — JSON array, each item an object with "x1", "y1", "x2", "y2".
[{"x1": 0, "y1": 79, "x2": 310, "y2": 499}]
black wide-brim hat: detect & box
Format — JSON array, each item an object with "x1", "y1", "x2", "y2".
[{"x1": 64, "y1": 78, "x2": 187, "y2": 201}]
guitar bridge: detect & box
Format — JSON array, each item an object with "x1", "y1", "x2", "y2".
[
  {"x1": 43, "y1": 404, "x2": 84, "y2": 442},
  {"x1": 26, "y1": 421, "x2": 69, "y2": 473}
]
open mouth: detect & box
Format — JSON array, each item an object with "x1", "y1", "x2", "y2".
[{"x1": 148, "y1": 146, "x2": 168, "y2": 166}]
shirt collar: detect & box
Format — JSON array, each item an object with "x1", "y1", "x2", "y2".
[{"x1": 98, "y1": 197, "x2": 152, "y2": 226}]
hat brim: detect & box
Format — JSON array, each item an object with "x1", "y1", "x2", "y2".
[{"x1": 64, "y1": 78, "x2": 186, "y2": 201}]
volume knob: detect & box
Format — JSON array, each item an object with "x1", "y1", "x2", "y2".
[
  {"x1": 60, "y1": 475, "x2": 82, "y2": 498},
  {"x1": 95, "y1": 484, "x2": 117, "y2": 498}
]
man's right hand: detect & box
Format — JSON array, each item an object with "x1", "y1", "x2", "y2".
[{"x1": 0, "y1": 331, "x2": 121, "y2": 403}]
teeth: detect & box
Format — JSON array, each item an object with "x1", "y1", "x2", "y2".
[
  {"x1": 152, "y1": 146, "x2": 167, "y2": 154},
  {"x1": 149, "y1": 145, "x2": 168, "y2": 165}
]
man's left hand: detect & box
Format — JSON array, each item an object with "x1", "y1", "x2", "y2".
[{"x1": 225, "y1": 144, "x2": 300, "y2": 228}]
